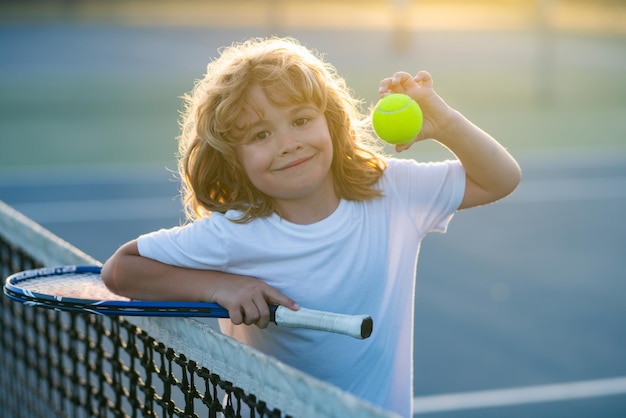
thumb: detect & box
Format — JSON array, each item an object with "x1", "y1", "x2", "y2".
[{"x1": 395, "y1": 139, "x2": 418, "y2": 153}]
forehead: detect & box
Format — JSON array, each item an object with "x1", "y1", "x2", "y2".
[
  {"x1": 235, "y1": 84, "x2": 305, "y2": 127},
  {"x1": 240, "y1": 85, "x2": 272, "y2": 120}
]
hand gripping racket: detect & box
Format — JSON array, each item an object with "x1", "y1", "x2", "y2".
[{"x1": 3, "y1": 265, "x2": 373, "y2": 339}]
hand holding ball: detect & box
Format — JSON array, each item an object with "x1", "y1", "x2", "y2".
[{"x1": 372, "y1": 94, "x2": 423, "y2": 145}]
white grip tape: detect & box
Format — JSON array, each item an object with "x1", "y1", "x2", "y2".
[{"x1": 274, "y1": 306, "x2": 372, "y2": 339}]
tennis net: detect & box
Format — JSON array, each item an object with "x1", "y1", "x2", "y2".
[{"x1": 0, "y1": 200, "x2": 398, "y2": 418}]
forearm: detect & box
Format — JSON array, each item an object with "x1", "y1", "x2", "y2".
[
  {"x1": 101, "y1": 240, "x2": 299, "y2": 326},
  {"x1": 437, "y1": 109, "x2": 521, "y2": 209},
  {"x1": 102, "y1": 249, "x2": 213, "y2": 302},
  {"x1": 102, "y1": 240, "x2": 235, "y2": 303}
]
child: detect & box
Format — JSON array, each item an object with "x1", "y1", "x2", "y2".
[{"x1": 102, "y1": 36, "x2": 520, "y2": 417}]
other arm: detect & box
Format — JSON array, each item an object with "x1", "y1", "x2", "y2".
[
  {"x1": 379, "y1": 71, "x2": 521, "y2": 209},
  {"x1": 101, "y1": 240, "x2": 298, "y2": 328}
]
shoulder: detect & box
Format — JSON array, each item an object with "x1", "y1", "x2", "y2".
[
  {"x1": 141, "y1": 211, "x2": 258, "y2": 242},
  {"x1": 382, "y1": 157, "x2": 463, "y2": 182},
  {"x1": 378, "y1": 158, "x2": 465, "y2": 211},
  {"x1": 384, "y1": 156, "x2": 461, "y2": 170}
]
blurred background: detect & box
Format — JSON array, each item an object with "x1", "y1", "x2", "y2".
[{"x1": 1, "y1": 1, "x2": 625, "y2": 417}]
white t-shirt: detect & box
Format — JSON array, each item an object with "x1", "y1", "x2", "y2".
[{"x1": 137, "y1": 158, "x2": 465, "y2": 417}]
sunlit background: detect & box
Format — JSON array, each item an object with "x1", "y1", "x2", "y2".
[
  {"x1": 1, "y1": 0, "x2": 625, "y2": 166},
  {"x1": 1, "y1": 1, "x2": 625, "y2": 417}
]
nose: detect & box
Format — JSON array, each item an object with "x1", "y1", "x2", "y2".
[{"x1": 276, "y1": 128, "x2": 302, "y2": 155}]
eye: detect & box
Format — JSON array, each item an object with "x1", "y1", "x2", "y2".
[
  {"x1": 252, "y1": 130, "x2": 270, "y2": 142},
  {"x1": 294, "y1": 118, "x2": 309, "y2": 127}
]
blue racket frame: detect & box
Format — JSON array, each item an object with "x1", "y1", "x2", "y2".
[{"x1": 3, "y1": 265, "x2": 277, "y2": 319}]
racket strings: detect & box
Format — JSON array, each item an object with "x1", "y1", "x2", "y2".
[{"x1": 19, "y1": 273, "x2": 127, "y2": 301}]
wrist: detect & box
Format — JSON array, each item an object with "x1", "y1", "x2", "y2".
[
  {"x1": 433, "y1": 109, "x2": 472, "y2": 147},
  {"x1": 434, "y1": 108, "x2": 467, "y2": 142}
]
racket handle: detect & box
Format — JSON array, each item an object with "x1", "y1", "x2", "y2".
[{"x1": 273, "y1": 306, "x2": 373, "y2": 339}]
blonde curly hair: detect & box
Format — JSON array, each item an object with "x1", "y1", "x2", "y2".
[{"x1": 178, "y1": 37, "x2": 386, "y2": 222}]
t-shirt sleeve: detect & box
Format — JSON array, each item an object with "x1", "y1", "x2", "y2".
[
  {"x1": 136, "y1": 216, "x2": 230, "y2": 269},
  {"x1": 385, "y1": 158, "x2": 466, "y2": 235}
]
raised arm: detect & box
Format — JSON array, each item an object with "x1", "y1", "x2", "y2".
[
  {"x1": 379, "y1": 71, "x2": 521, "y2": 209},
  {"x1": 101, "y1": 240, "x2": 298, "y2": 327}
]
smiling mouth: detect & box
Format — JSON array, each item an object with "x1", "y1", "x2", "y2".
[{"x1": 274, "y1": 155, "x2": 314, "y2": 171}]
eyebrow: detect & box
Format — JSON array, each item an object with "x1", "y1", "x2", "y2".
[
  {"x1": 247, "y1": 104, "x2": 318, "y2": 130},
  {"x1": 289, "y1": 104, "x2": 318, "y2": 114}
]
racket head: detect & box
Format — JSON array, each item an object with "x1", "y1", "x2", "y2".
[
  {"x1": 3, "y1": 265, "x2": 123, "y2": 308},
  {"x1": 3, "y1": 265, "x2": 230, "y2": 317}
]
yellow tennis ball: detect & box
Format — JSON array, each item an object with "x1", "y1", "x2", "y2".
[{"x1": 372, "y1": 93, "x2": 423, "y2": 145}]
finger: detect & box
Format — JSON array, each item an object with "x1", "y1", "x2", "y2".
[
  {"x1": 379, "y1": 72, "x2": 417, "y2": 97},
  {"x1": 254, "y1": 298, "x2": 271, "y2": 329},
  {"x1": 378, "y1": 78, "x2": 394, "y2": 97},
  {"x1": 389, "y1": 71, "x2": 414, "y2": 90},
  {"x1": 264, "y1": 288, "x2": 299, "y2": 312},
  {"x1": 395, "y1": 142, "x2": 413, "y2": 153},
  {"x1": 413, "y1": 71, "x2": 433, "y2": 88},
  {"x1": 240, "y1": 300, "x2": 261, "y2": 325},
  {"x1": 229, "y1": 307, "x2": 244, "y2": 325}
]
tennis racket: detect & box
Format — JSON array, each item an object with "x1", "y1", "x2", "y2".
[{"x1": 3, "y1": 265, "x2": 373, "y2": 339}]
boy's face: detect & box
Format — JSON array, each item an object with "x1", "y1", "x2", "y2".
[{"x1": 234, "y1": 85, "x2": 336, "y2": 215}]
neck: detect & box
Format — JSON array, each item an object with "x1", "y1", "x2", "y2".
[{"x1": 275, "y1": 192, "x2": 340, "y2": 225}]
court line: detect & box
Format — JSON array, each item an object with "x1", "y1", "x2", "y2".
[{"x1": 413, "y1": 376, "x2": 626, "y2": 414}]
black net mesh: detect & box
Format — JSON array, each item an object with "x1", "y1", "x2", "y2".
[{"x1": 0, "y1": 233, "x2": 286, "y2": 418}]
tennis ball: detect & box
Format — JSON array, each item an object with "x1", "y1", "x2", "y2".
[{"x1": 372, "y1": 94, "x2": 423, "y2": 145}]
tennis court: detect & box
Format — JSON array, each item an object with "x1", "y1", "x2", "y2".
[{"x1": 1, "y1": 1, "x2": 625, "y2": 416}]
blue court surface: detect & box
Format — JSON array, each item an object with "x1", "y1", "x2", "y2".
[
  {"x1": 2, "y1": 151, "x2": 625, "y2": 417},
  {"x1": 1, "y1": 7, "x2": 625, "y2": 416}
]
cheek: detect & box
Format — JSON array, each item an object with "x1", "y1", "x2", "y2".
[
  {"x1": 236, "y1": 147, "x2": 269, "y2": 188},
  {"x1": 235, "y1": 146, "x2": 254, "y2": 173},
  {"x1": 310, "y1": 118, "x2": 331, "y2": 150},
  {"x1": 320, "y1": 131, "x2": 335, "y2": 164}
]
